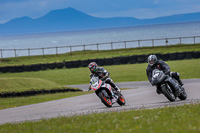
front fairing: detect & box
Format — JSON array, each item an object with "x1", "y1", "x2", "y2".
[
  {"x1": 90, "y1": 77, "x2": 102, "y2": 90},
  {"x1": 152, "y1": 69, "x2": 166, "y2": 84},
  {"x1": 90, "y1": 76, "x2": 112, "y2": 93}
]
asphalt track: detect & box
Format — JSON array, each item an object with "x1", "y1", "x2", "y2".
[{"x1": 0, "y1": 79, "x2": 200, "y2": 125}]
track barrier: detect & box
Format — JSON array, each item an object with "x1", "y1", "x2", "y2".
[
  {"x1": 0, "y1": 88, "x2": 82, "y2": 98},
  {"x1": 0, "y1": 51, "x2": 199, "y2": 73}
]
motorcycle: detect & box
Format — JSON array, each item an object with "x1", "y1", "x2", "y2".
[
  {"x1": 152, "y1": 69, "x2": 187, "y2": 102},
  {"x1": 90, "y1": 76, "x2": 125, "y2": 107}
]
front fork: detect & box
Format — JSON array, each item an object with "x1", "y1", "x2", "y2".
[
  {"x1": 165, "y1": 76, "x2": 180, "y2": 92},
  {"x1": 96, "y1": 88, "x2": 115, "y2": 100}
]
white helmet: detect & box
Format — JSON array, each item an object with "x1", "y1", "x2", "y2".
[{"x1": 148, "y1": 55, "x2": 157, "y2": 66}]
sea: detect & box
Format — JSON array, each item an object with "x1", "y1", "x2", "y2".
[{"x1": 0, "y1": 21, "x2": 200, "y2": 58}]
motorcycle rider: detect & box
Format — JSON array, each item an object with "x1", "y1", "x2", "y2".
[
  {"x1": 146, "y1": 55, "x2": 184, "y2": 95},
  {"x1": 88, "y1": 62, "x2": 121, "y2": 93}
]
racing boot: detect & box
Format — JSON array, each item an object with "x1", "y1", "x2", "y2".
[
  {"x1": 156, "y1": 88, "x2": 161, "y2": 95},
  {"x1": 114, "y1": 86, "x2": 121, "y2": 94},
  {"x1": 171, "y1": 72, "x2": 184, "y2": 86},
  {"x1": 156, "y1": 85, "x2": 161, "y2": 95},
  {"x1": 107, "y1": 79, "x2": 121, "y2": 93}
]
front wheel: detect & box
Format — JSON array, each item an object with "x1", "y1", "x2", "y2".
[
  {"x1": 98, "y1": 91, "x2": 112, "y2": 107},
  {"x1": 117, "y1": 94, "x2": 126, "y2": 106},
  {"x1": 178, "y1": 87, "x2": 187, "y2": 100},
  {"x1": 161, "y1": 84, "x2": 176, "y2": 102}
]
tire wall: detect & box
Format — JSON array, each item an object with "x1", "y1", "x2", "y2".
[{"x1": 0, "y1": 51, "x2": 199, "y2": 73}]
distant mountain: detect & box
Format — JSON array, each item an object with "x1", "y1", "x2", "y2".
[{"x1": 0, "y1": 7, "x2": 200, "y2": 36}]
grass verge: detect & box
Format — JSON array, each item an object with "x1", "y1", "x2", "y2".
[
  {"x1": 0, "y1": 77, "x2": 61, "y2": 93},
  {"x1": 0, "y1": 104, "x2": 199, "y2": 133},
  {"x1": 1, "y1": 43, "x2": 200, "y2": 66},
  {"x1": 0, "y1": 89, "x2": 132, "y2": 109},
  {"x1": 0, "y1": 59, "x2": 199, "y2": 109}
]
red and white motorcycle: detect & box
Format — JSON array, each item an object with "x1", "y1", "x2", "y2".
[{"x1": 90, "y1": 76, "x2": 125, "y2": 107}]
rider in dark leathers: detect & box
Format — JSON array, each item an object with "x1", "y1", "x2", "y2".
[
  {"x1": 146, "y1": 55, "x2": 184, "y2": 94},
  {"x1": 88, "y1": 62, "x2": 120, "y2": 93}
]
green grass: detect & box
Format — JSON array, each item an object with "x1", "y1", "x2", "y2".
[
  {"x1": 0, "y1": 88, "x2": 134, "y2": 110},
  {"x1": 0, "y1": 103, "x2": 199, "y2": 133},
  {"x1": 0, "y1": 91, "x2": 93, "y2": 110},
  {"x1": 1, "y1": 43, "x2": 200, "y2": 66},
  {"x1": 0, "y1": 88, "x2": 130, "y2": 110},
  {"x1": 0, "y1": 77, "x2": 61, "y2": 92},
  {"x1": 1, "y1": 58, "x2": 200, "y2": 85},
  {"x1": 0, "y1": 59, "x2": 199, "y2": 110}
]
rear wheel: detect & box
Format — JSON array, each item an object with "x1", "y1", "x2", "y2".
[
  {"x1": 161, "y1": 84, "x2": 176, "y2": 102},
  {"x1": 98, "y1": 91, "x2": 112, "y2": 107},
  {"x1": 117, "y1": 94, "x2": 126, "y2": 106}
]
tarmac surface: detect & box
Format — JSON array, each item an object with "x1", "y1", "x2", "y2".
[{"x1": 0, "y1": 79, "x2": 199, "y2": 125}]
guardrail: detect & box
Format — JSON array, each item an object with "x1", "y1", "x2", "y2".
[{"x1": 0, "y1": 36, "x2": 200, "y2": 58}]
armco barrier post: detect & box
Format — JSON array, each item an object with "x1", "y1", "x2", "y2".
[
  {"x1": 124, "y1": 41, "x2": 127, "y2": 49},
  {"x1": 0, "y1": 49, "x2": 2, "y2": 58}
]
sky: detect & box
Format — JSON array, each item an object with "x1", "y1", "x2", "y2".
[{"x1": 0, "y1": 0, "x2": 200, "y2": 24}]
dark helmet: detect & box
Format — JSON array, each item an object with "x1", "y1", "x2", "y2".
[
  {"x1": 88, "y1": 62, "x2": 98, "y2": 73},
  {"x1": 148, "y1": 55, "x2": 157, "y2": 66}
]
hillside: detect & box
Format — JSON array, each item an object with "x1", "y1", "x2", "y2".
[{"x1": 0, "y1": 7, "x2": 200, "y2": 36}]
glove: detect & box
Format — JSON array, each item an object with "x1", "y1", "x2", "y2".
[
  {"x1": 102, "y1": 75, "x2": 108, "y2": 81},
  {"x1": 164, "y1": 70, "x2": 170, "y2": 75}
]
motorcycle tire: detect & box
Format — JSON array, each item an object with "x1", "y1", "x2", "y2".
[
  {"x1": 161, "y1": 84, "x2": 176, "y2": 102},
  {"x1": 98, "y1": 91, "x2": 112, "y2": 107},
  {"x1": 178, "y1": 87, "x2": 187, "y2": 100},
  {"x1": 117, "y1": 94, "x2": 126, "y2": 106}
]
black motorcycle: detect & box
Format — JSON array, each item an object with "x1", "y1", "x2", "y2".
[{"x1": 152, "y1": 69, "x2": 187, "y2": 102}]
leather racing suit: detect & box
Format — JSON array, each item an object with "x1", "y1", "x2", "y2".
[
  {"x1": 146, "y1": 60, "x2": 183, "y2": 94},
  {"x1": 89, "y1": 67, "x2": 120, "y2": 92}
]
